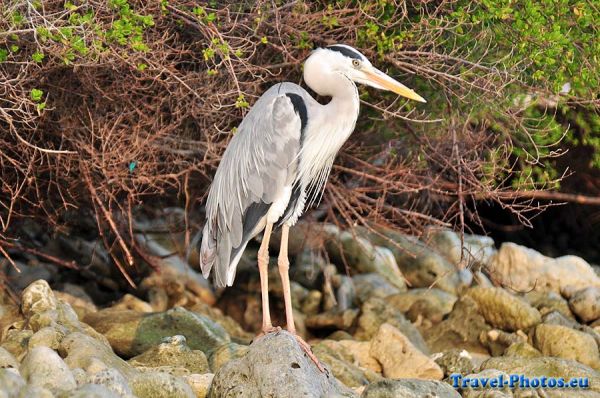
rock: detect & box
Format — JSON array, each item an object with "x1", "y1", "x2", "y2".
[
  {"x1": 207, "y1": 342, "x2": 249, "y2": 372},
  {"x1": 301, "y1": 290, "x2": 323, "y2": 315},
  {"x1": 28, "y1": 326, "x2": 63, "y2": 350},
  {"x1": 361, "y1": 379, "x2": 461, "y2": 398},
  {"x1": 7, "y1": 262, "x2": 54, "y2": 291},
  {"x1": 370, "y1": 324, "x2": 443, "y2": 380},
  {"x1": 188, "y1": 302, "x2": 253, "y2": 344},
  {"x1": 111, "y1": 294, "x2": 154, "y2": 313},
  {"x1": 480, "y1": 356, "x2": 600, "y2": 394},
  {"x1": 83, "y1": 307, "x2": 229, "y2": 357},
  {"x1": 21, "y1": 280, "x2": 58, "y2": 318},
  {"x1": 0, "y1": 347, "x2": 19, "y2": 369},
  {"x1": 324, "y1": 227, "x2": 407, "y2": 291},
  {"x1": 20, "y1": 346, "x2": 77, "y2": 392},
  {"x1": 0, "y1": 329, "x2": 33, "y2": 361},
  {"x1": 490, "y1": 242, "x2": 600, "y2": 293},
  {"x1": 458, "y1": 369, "x2": 513, "y2": 398},
  {"x1": 59, "y1": 332, "x2": 135, "y2": 379},
  {"x1": 387, "y1": 288, "x2": 456, "y2": 324},
  {"x1": 465, "y1": 287, "x2": 541, "y2": 331},
  {"x1": 305, "y1": 309, "x2": 358, "y2": 331},
  {"x1": 365, "y1": 227, "x2": 464, "y2": 294},
  {"x1": 533, "y1": 324, "x2": 600, "y2": 369},
  {"x1": 421, "y1": 227, "x2": 496, "y2": 269},
  {"x1": 479, "y1": 329, "x2": 526, "y2": 357},
  {"x1": 569, "y1": 287, "x2": 600, "y2": 323},
  {"x1": 128, "y1": 335, "x2": 209, "y2": 374},
  {"x1": 352, "y1": 274, "x2": 402, "y2": 304},
  {"x1": 0, "y1": 368, "x2": 25, "y2": 396},
  {"x1": 355, "y1": 297, "x2": 428, "y2": 354},
  {"x1": 208, "y1": 331, "x2": 356, "y2": 397},
  {"x1": 65, "y1": 384, "x2": 122, "y2": 398},
  {"x1": 54, "y1": 290, "x2": 97, "y2": 320},
  {"x1": 525, "y1": 291, "x2": 574, "y2": 319},
  {"x1": 17, "y1": 385, "x2": 54, "y2": 398},
  {"x1": 433, "y1": 349, "x2": 475, "y2": 376},
  {"x1": 130, "y1": 371, "x2": 195, "y2": 398},
  {"x1": 423, "y1": 295, "x2": 491, "y2": 354},
  {"x1": 185, "y1": 373, "x2": 213, "y2": 398},
  {"x1": 336, "y1": 340, "x2": 381, "y2": 374},
  {"x1": 312, "y1": 341, "x2": 370, "y2": 388},
  {"x1": 290, "y1": 249, "x2": 326, "y2": 289},
  {"x1": 85, "y1": 367, "x2": 134, "y2": 397},
  {"x1": 503, "y1": 341, "x2": 542, "y2": 358}
]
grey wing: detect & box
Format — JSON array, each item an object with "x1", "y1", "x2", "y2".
[{"x1": 199, "y1": 85, "x2": 306, "y2": 287}]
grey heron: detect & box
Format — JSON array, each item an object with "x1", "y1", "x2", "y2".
[{"x1": 198, "y1": 44, "x2": 425, "y2": 367}]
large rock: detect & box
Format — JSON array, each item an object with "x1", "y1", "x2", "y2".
[
  {"x1": 208, "y1": 331, "x2": 356, "y2": 397},
  {"x1": 365, "y1": 227, "x2": 465, "y2": 295},
  {"x1": 84, "y1": 307, "x2": 229, "y2": 357},
  {"x1": 20, "y1": 346, "x2": 77, "y2": 392},
  {"x1": 361, "y1": 379, "x2": 461, "y2": 398},
  {"x1": 352, "y1": 274, "x2": 403, "y2": 304},
  {"x1": 423, "y1": 295, "x2": 491, "y2": 354},
  {"x1": 387, "y1": 288, "x2": 457, "y2": 324},
  {"x1": 324, "y1": 227, "x2": 407, "y2": 291},
  {"x1": 569, "y1": 287, "x2": 600, "y2": 323},
  {"x1": 480, "y1": 356, "x2": 600, "y2": 394},
  {"x1": 533, "y1": 324, "x2": 600, "y2": 369},
  {"x1": 130, "y1": 371, "x2": 196, "y2": 398},
  {"x1": 465, "y1": 287, "x2": 541, "y2": 331},
  {"x1": 490, "y1": 242, "x2": 600, "y2": 293},
  {"x1": 355, "y1": 297, "x2": 428, "y2": 354},
  {"x1": 421, "y1": 227, "x2": 496, "y2": 269},
  {"x1": 128, "y1": 335, "x2": 209, "y2": 374},
  {"x1": 312, "y1": 341, "x2": 371, "y2": 388},
  {"x1": 525, "y1": 291, "x2": 574, "y2": 319},
  {"x1": 370, "y1": 324, "x2": 442, "y2": 380}
]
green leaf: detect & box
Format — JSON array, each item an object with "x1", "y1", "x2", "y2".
[
  {"x1": 30, "y1": 88, "x2": 44, "y2": 102},
  {"x1": 31, "y1": 51, "x2": 45, "y2": 63}
]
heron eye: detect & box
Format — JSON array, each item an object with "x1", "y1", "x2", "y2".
[{"x1": 352, "y1": 59, "x2": 361, "y2": 68}]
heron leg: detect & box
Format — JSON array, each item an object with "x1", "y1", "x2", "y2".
[
  {"x1": 258, "y1": 222, "x2": 277, "y2": 333},
  {"x1": 278, "y1": 224, "x2": 325, "y2": 373}
]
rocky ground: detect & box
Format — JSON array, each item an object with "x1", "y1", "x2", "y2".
[{"x1": 2, "y1": 218, "x2": 600, "y2": 397}]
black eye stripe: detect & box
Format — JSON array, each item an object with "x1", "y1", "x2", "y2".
[{"x1": 326, "y1": 45, "x2": 364, "y2": 61}]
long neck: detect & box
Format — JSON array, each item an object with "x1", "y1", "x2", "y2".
[{"x1": 297, "y1": 73, "x2": 360, "y2": 191}]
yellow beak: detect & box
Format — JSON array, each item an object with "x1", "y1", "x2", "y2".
[{"x1": 364, "y1": 68, "x2": 426, "y2": 103}]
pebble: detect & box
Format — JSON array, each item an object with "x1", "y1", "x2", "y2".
[
  {"x1": 20, "y1": 346, "x2": 76, "y2": 392},
  {"x1": 569, "y1": 287, "x2": 600, "y2": 323}
]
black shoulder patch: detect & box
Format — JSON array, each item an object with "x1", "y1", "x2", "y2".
[
  {"x1": 326, "y1": 45, "x2": 363, "y2": 60},
  {"x1": 285, "y1": 93, "x2": 308, "y2": 137}
]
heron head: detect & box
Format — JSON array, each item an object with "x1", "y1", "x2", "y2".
[{"x1": 305, "y1": 44, "x2": 426, "y2": 103}]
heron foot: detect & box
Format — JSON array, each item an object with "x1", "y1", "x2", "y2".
[
  {"x1": 291, "y1": 332, "x2": 326, "y2": 373},
  {"x1": 255, "y1": 325, "x2": 282, "y2": 339}
]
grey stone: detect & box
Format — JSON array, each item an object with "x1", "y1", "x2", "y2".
[
  {"x1": 525, "y1": 291, "x2": 574, "y2": 319},
  {"x1": 312, "y1": 341, "x2": 370, "y2": 388},
  {"x1": 361, "y1": 379, "x2": 461, "y2": 398},
  {"x1": 569, "y1": 287, "x2": 600, "y2": 323},
  {"x1": 324, "y1": 227, "x2": 407, "y2": 291},
  {"x1": 84, "y1": 307, "x2": 229, "y2": 357},
  {"x1": 128, "y1": 335, "x2": 209, "y2": 374},
  {"x1": 365, "y1": 227, "x2": 464, "y2": 295},
  {"x1": 209, "y1": 331, "x2": 356, "y2": 398},
  {"x1": 423, "y1": 295, "x2": 491, "y2": 354},
  {"x1": 207, "y1": 342, "x2": 249, "y2": 373},
  {"x1": 17, "y1": 385, "x2": 54, "y2": 398},
  {"x1": 433, "y1": 349, "x2": 475, "y2": 376},
  {"x1": 60, "y1": 384, "x2": 121, "y2": 398},
  {"x1": 28, "y1": 326, "x2": 63, "y2": 350},
  {"x1": 533, "y1": 324, "x2": 600, "y2": 369},
  {"x1": 465, "y1": 287, "x2": 541, "y2": 331},
  {"x1": 59, "y1": 332, "x2": 135, "y2": 379},
  {"x1": 20, "y1": 346, "x2": 76, "y2": 392},
  {"x1": 0, "y1": 368, "x2": 25, "y2": 396},
  {"x1": 354, "y1": 297, "x2": 428, "y2": 354},
  {"x1": 387, "y1": 288, "x2": 457, "y2": 324},
  {"x1": 352, "y1": 273, "x2": 402, "y2": 304},
  {"x1": 130, "y1": 371, "x2": 195, "y2": 398},
  {"x1": 0, "y1": 347, "x2": 19, "y2": 369},
  {"x1": 86, "y1": 368, "x2": 134, "y2": 397}
]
